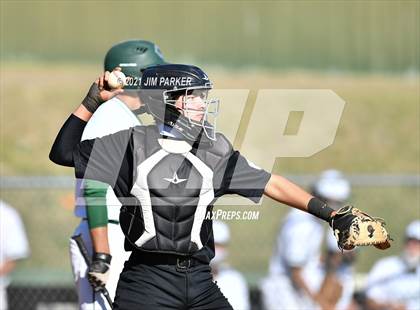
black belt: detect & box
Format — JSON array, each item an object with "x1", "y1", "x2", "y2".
[{"x1": 129, "y1": 251, "x2": 205, "y2": 269}]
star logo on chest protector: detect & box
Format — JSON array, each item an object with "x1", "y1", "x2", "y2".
[{"x1": 163, "y1": 172, "x2": 187, "y2": 184}]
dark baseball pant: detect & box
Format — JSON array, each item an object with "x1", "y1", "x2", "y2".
[{"x1": 113, "y1": 254, "x2": 233, "y2": 310}]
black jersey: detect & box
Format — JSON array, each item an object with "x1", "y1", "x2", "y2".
[{"x1": 73, "y1": 125, "x2": 271, "y2": 263}]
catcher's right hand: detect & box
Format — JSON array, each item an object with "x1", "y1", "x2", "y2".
[
  {"x1": 81, "y1": 69, "x2": 124, "y2": 113},
  {"x1": 330, "y1": 206, "x2": 391, "y2": 251},
  {"x1": 88, "y1": 252, "x2": 112, "y2": 290}
]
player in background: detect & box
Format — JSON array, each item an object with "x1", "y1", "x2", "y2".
[
  {"x1": 365, "y1": 220, "x2": 420, "y2": 310},
  {"x1": 0, "y1": 200, "x2": 30, "y2": 310},
  {"x1": 261, "y1": 170, "x2": 356, "y2": 310},
  {"x1": 318, "y1": 229, "x2": 357, "y2": 310},
  {"x1": 211, "y1": 220, "x2": 250, "y2": 310},
  {"x1": 68, "y1": 40, "x2": 166, "y2": 309}
]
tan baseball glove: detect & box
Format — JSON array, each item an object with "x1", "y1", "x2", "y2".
[{"x1": 330, "y1": 206, "x2": 392, "y2": 250}]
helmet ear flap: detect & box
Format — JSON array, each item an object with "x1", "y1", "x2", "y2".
[
  {"x1": 163, "y1": 104, "x2": 182, "y2": 126},
  {"x1": 140, "y1": 88, "x2": 182, "y2": 126}
]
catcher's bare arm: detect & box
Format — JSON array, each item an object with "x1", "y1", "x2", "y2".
[
  {"x1": 264, "y1": 175, "x2": 313, "y2": 211},
  {"x1": 264, "y1": 174, "x2": 335, "y2": 221}
]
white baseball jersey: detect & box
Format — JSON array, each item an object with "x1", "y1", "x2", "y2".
[
  {"x1": 262, "y1": 209, "x2": 354, "y2": 310},
  {"x1": 70, "y1": 97, "x2": 140, "y2": 310},
  {"x1": 214, "y1": 266, "x2": 250, "y2": 310},
  {"x1": 0, "y1": 200, "x2": 30, "y2": 310},
  {"x1": 74, "y1": 97, "x2": 141, "y2": 220},
  {"x1": 366, "y1": 256, "x2": 420, "y2": 310},
  {"x1": 268, "y1": 209, "x2": 324, "y2": 287},
  {"x1": 324, "y1": 229, "x2": 355, "y2": 310}
]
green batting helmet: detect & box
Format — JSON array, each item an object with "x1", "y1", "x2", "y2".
[{"x1": 104, "y1": 40, "x2": 166, "y2": 89}]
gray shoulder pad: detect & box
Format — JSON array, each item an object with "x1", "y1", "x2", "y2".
[
  {"x1": 131, "y1": 126, "x2": 146, "y2": 154},
  {"x1": 135, "y1": 125, "x2": 162, "y2": 157},
  {"x1": 198, "y1": 133, "x2": 235, "y2": 171},
  {"x1": 131, "y1": 126, "x2": 145, "y2": 147},
  {"x1": 194, "y1": 133, "x2": 234, "y2": 171},
  {"x1": 211, "y1": 133, "x2": 233, "y2": 157},
  {"x1": 132, "y1": 125, "x2": 146, "y2": 135}
]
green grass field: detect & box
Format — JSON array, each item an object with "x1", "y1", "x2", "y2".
[{"x1": 1, "y1": 62, "x2": 419, "y2": 284}]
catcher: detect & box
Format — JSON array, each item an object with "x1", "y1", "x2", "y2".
[{"x1": 49, "y1": 64, "x2": 391, "y2": 309}]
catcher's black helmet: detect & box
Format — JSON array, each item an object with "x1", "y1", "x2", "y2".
[{"x1": 140, "y1": 64, "x2": 219, "y2": 141}]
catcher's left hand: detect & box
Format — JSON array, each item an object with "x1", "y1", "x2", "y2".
[
  {"x1": 330, "y1": 206, "x2": 392, "y2": 250},
  {"x1": 88, "y1": 252, "x2": 112, "y2": 290}
]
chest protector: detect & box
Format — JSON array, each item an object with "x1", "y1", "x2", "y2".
[{"x1": 120, "y1": 126, "x2": 232, "y2": 255}]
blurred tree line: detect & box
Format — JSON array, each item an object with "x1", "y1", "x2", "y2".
[{"x1": 1, "y1": 1, "x2": 419, "y2": 73}]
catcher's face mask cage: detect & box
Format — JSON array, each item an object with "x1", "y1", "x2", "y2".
[{"x1": 164, "y1": 85, "x2": 220, "y2": 141}]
